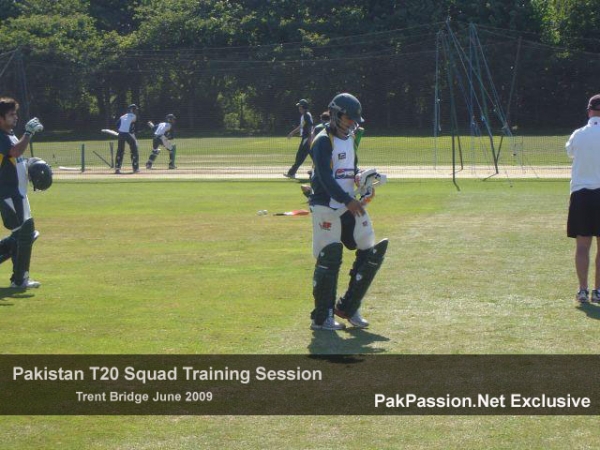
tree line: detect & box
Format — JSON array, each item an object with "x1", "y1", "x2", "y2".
[{"x1": 0, "y1": 0, "x2": 598, "y2": 135}]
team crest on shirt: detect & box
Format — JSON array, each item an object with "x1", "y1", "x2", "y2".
[
  {"x1": 335, "y1": 168, "x2": 354, "y2": 179},
  {"x1": 338, "y1": 152, "x2": 346, "y2": 160},
  {"x1": 319, "y1": 221, "x2": 332, "y2": 231}
]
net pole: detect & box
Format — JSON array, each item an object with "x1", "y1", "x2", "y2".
[
  {"x1": 498, "y1": 36, "x2": 522, "y2": 164},
  {"x1": 434, "y1": 32, "x2": 442, "y2": 169},
  {"x1": 441, "y1": 32, "x2": 461, "y2": 190}
]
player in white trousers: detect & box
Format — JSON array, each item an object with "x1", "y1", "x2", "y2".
[{"x1": 308, "y1": 93, "x2": 388, "y2": 330}]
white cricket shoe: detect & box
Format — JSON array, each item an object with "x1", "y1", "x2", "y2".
[
  {"x1": 347, "y1": 310, "x2": 369, "y2": 328},
  {"x1": 10, "y1": 278, "x2": 41, "y2": 289},
  {"x1": 335, "y1": 307, "x2": 370, "y2": 328},
  {"x1": 310, "y1": 317, "x2": 346, "y2": 331}
]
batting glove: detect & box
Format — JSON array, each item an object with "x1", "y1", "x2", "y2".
[
  {"x1": 360, "y1": 187, "x2": 375, "y2": 205},
  {"x1": 24, "y1": 118, "x2": 44, "y2": 137}
]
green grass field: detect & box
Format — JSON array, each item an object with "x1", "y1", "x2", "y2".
[
  {"x1": 2, "y1": 178, "x2": 599, "y2": 449},
  {"x1": 30, "y1": 134, "x2": 572, "y2": 170}
]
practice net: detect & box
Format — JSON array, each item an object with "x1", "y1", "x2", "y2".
[{"x1": 2, "y1": 23, "x2": 597, "y2": 179}]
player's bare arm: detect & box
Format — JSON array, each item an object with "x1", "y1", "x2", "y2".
[
  {"x1": 12, "y1": 118, "x2": 43, "y2": 157},
  {"x1": 287, "y1": 125, "x2": 300, "y2": 139},
  {"x1": 8, "y1": 134, "x2": 30, "y2": 157},
  {"x1": 0, "y1": 109, "x2": 42, "y2": 157},
  {"x1": 346, "y1": 198, "x2": 366, "y2": 217}
]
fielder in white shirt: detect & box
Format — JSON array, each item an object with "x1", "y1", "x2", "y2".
[{"x1": 566, "y1": 94, "x2": 600, "y2": 303}]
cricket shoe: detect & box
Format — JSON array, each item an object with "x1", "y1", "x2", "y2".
[
  {"x1": 335, "y1": 307, "x2": 369, "y2": 328},
  {"x1": 10, "y1": 278, "x2": 41, "y2": 289},
  {"x1": 283, "y1": 173, "x2": 295, "y2": 179},
  {"x1": 310, "y1": 317, "x2": 346, "y2": 331},
  {"x1": 576, "y1": 289, "x2": 590, "y2": 303},
  {"x1": 115, "y1": 169, "x2": 121, "y2": 174},
  {"x1": 592, "y1": 289, "x2": 600, "y2": 304},
  {"x1": 168, "y1": 165, "x2": 177, "y2": 170},
  {"x1": 145, "y1": 163, "x2": 153, "y2": 169}
]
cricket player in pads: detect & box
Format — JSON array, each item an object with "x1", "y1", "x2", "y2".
[
  {"x1": 309, "y1": 93, "x2": 388, "y2": 330},
  {"x1": 146, "y1": 113, "x2": 177, "y2": 169},
  {"x1": 0, "y1": 97, "x2": 44, "y2": 288}
]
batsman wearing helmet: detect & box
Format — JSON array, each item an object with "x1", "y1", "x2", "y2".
[
  {"x1": 146, "y1": 113, "x2": 177, "y2": 169},
  {"x1": 0, "y1": 97, "x2": 46, "y2": 289},
  {"x1": 309, "y1": 93, "x2": 388, "y2": 330},
  {"x1": 114, "y1": 104, "x2": 139, "y2": 174}
]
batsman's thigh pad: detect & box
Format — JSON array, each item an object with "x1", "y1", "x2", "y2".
[
  {"x1": 312, "y1": 205, "x2": 343, "y2": 258},
  {"x1": 0, "y1": 196, "x2": 31, "y2": 231},
  {"x1": 353, "y1": 210, "x2": 375, "y2": 250}
]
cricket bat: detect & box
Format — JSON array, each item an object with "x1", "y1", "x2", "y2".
[{"x1": 101, "y1": 129, "x2": 119, "y2": 137}]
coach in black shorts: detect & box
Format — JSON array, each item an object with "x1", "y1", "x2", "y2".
[{"x1": 566, "y1": 94, "x2": 600, "y2": 303}]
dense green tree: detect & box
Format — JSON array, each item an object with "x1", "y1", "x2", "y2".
[{"x1": 0, "y1": 0, "x2": 594, "y2": 132}]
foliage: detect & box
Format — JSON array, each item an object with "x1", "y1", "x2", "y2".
[{"x1": 0, "y1": 0, "x2": 596, "y2": 133}]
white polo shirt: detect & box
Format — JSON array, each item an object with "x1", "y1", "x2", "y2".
[
  {"x1": 118, "y1": 113, "x2": 137, "y2": 133},
  {"x1": 566, "y1": 116, "x2": 600, "y2": 193}
]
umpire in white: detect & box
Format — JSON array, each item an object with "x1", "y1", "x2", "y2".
[{"x1": 566, "y1": 94, "x2": 600, "y2": 303}]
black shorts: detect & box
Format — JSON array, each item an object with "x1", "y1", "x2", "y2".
[{"x1": 567, "y1": 188, "x2": 600, "y2": 238}]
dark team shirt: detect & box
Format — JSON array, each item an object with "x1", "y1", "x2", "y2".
[
  {"x1": 312, "y1": 122, "x2": 327, "y2": 137},
  {"x1": 300, "y1": 112, "x2": 313, "y2": 138},
  {"x1": 0, "y1": 130, "x2": 27, "y2": 198},
  {"x1": 309, "y1": 125, "x2": 358, "y2": 208}
]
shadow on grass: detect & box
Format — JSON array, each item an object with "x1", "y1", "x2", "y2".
[
  {"x1": 0, "y1": 287, "x2": 34, "y2": 305},
  {"x1": 576, "y1": 302, "x2": 600, "y2": 320},
  {"x1": 307, "y1": 328, "x2": 389, "y2": 356}
]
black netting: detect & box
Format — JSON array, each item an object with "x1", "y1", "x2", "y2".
[{"x1": 0, "y1": 24, "x2": 593, "y2": 178}]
